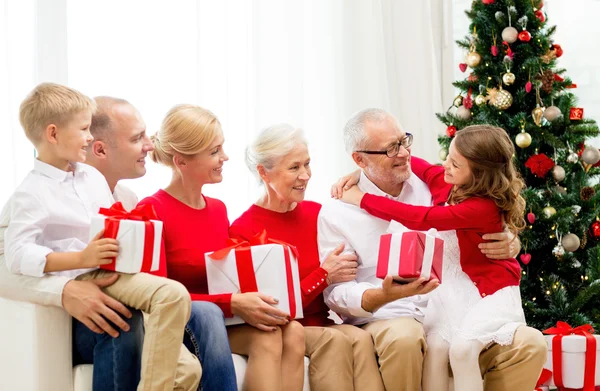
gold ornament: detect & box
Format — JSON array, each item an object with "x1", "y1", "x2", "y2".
[
  {"x1": 515, "y1": 131, "x2": 532, "y2": 148},
  {"x1": 502, "y1": 72, "x2": 516, "y2": 86},
  {"x1": 541, "y1": 49, "x2": 557, "y2": 64},
  {"x1": 474, "y1": 95, "x2": 487, "y2": 106},
  {"x1": 439, "y1": 148, "x2": 448, "y2": 161},
  {"x1": 532, "y1": 105, "x2": 544, "y2": 126},
  {"x1": 543, "y1": 106, "x2": 561, "y2": 122},
  {"x1": 466, "y1": 52, "x2": 482, "y2": 68},
  {"x1": 542, "y1": 205, "x2": 557, "y2": 218},
  {"x1": 488, "y1": 87, "x2": 513, "y2": 110},
  {"x1": 456, "y1": 106, "x2": 472, "y2": 120},
  {"x1": 552, "y1": 165, "x2": 566, "y2": 182},
  {"x1": 453, "y1": 96, "x2": 463, "y2": 107},
  {"x1": 561, "y1": 233, "x2": 580, "y2": 252}
]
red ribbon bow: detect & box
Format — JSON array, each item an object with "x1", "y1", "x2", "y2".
[
  {"x1": 543, "y1": 321, "x2": 597, "y2": 391},
  {"x1": 98, "y1": 202, "x2": 159, "y2": 272},
  {"x1": 209, "y1": 230, "x2": 299, "y2": 319}
]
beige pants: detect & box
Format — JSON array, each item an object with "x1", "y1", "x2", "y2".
[
  {"x1": 79, "y1": 270, "x2": 193, "y2": 391},
  {"x1": 362, "y1": 318, "x2": 547, "y2": 391},
  {"x1": 174, "y1": 344, "x2": 202, "y2": 391},
  {"x1": 304, "y1": 324, "x2": 385, "y2": 391}
]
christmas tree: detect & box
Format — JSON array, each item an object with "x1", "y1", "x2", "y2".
[{"x1": 437, "y1": 0, "x2": 600, "y2": 329}]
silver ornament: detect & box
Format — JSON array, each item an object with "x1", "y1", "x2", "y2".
[
  {"x1": 502, "y1": 27, "x2": 519, "y2": 44},
  {"x1": 439, "y1": 148, "x2": 448, "y2": 161},
  {"x1": 552, "y1": 244, "x2": 565, "y2": 258},
  {"x1": 543, "y1": 106, "x2": 562, "y2": 122},
  {"x1": 495, "y1": 11, "x2": 505, "y2": 22},
  {"x1": 456, "y1": 106, "x2": 472, "y2": 120},
  {"x1": 554, "y1": 185, "x2": 567, "y2": 195},
  {"x1": 561, "y1": 233, "x2": 581, "y2": 252},
  {"x1": 566, "y1": 152, "x2": 579, "y2": 164},
  {"x1": 572, "y1": 205, "x2": 582, "y2": 215},
  {"x1": 572, "y1": 259, "x2": 582, "y2": 268},
  {"x1": 582, "y1": 147, "x2": 600, "y2": 165},
  {"x1": 552, "y1": 165, "x2": 566, "y2": 182}
]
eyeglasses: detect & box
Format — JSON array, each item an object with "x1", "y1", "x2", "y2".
[{"x1": 356, "y1": 133, "x2": 413, "y2": 158}]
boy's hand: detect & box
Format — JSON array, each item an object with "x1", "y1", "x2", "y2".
[{"x1": 79, "y1": 229, "x2": 119, "y2": 268}]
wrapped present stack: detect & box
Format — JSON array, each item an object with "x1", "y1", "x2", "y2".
[
  {"x1": 89, "y1": 202, "x2": 162, "y2": 274},
  {"x1": 205, "y1": 231, "x2": 303, "y2": 326},
  {"x1": 540, "y1": 322, "x2": 600, "y2": 391}
]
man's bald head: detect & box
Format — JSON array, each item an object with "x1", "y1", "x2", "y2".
[{"x1": 90, "y1": 96, "x2": 132, "y2": 145}]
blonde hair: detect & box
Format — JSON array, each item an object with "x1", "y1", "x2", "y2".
[
  {"x1": 245, "y1": 123, "x2": 307, "y2": 183},
  {"x1": 150, "y1": 104, "x2": 221, "y2": 168},
  {"x1": 19, "y1": 82, "x2": 96, "y2": 145},
  {"x1": 449, "y1": 125, "x2": 526, "y2": 235}
]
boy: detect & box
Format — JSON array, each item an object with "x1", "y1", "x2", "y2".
[{"x1": 4, "y1": 83, "x2": 191, "y2": 391}]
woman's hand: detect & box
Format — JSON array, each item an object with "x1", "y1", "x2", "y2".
[
  {"x1": 331, "y1": 170, "x2": 361, "y2": 199},
  {"x1": 321, "y1": 243, "x2": 358, "y2": 284},
  {"x1": 339, "y1": 185, "x2": 365, "y2": 207},
  {"x1": 231, "y1": 292, "x2": 290, "y2": 332}
]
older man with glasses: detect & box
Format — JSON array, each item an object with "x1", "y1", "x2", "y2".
[{"x1": 318, "y1": 108, "x2": 547, "y2": 391}]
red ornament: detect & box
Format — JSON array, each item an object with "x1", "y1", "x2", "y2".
[
  {"x1": 525, "y1": 153, "x2": 555, "y2": 178},
  {"x1": 590, "y1": 221, "x2": 600, "y2": 239},
  {"x1": 446, "y1": 125, "x2": 457, "y2": 138},
  {"x1": 554, "y1": 74, "x2": 564, "y2": 82},
  {"x1": 570, "y1": 108, "x2": 584, "y2": 120},
  {"x1": 535, "y1": 10, "x2": 546, "y2": 23},
  {"x1": 459, "y1": 63, "x2": 467, "y2": 73},
  {"x1": 463, "y1": 88, "x2": 473, "y2": 110},
  {"x1": 525, "y1": 81, "x2": 533, "y2": 93},
  {"x1": 467, "y1": 73, "x2": 478, "y2": 82},
  {"x1": 553, "y1": 44, "x2": 563, "y2": 57},
  {"x1": 491, "y1": 45, "x2": 499, "y2": 56},
  {"x1": 527, "y1": 212, "x2": 536, "y2": 224},
  {"x1": 519, "y1": 253, "x2": 532, "y2": 265},
  {"x1": 482, "y1": 0, "x2": 495, "y2": 4},
  {"x1": 518, "y1": 30, "x2": 532, "y2": 42}
]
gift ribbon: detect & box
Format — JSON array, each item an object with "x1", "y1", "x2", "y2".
[
  {"x1": 98, "y1": 202, "x2": 158, "y2": 272},
  {"x1": 535, "y1": 368, "x2": 552, "y2": 391},
  {"x1": 209, "y1": 230, "x2": 298, "y2": 318},
  {"x1": 543, "y1": 321, "x2": 597, "y2": 391}
]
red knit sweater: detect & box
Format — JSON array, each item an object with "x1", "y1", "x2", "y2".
[
  {"x1": 360, "y1": 157, "x2": 521, "y2": 297},
  {"x1": 138, "y1": 190, "x2": 234, "y2": 317},
  {"x1": 229, "y1": 202, "x2": 333, "y2": 327}
]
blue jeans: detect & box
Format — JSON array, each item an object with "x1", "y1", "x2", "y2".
[
  {"x1": 72, "y1": 308, "x2": 144, "y2": 391},
  {"x1": 183, "y1": 301, "x2": 237, "y2": 391}
]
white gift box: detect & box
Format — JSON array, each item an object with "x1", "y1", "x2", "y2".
[
  {"x1": 205, "y1": 243, "x2": 303, "y2": 326},
  {"x1": 544, "y1": 334, "x2": 600, "y2": 388},
  {"x1": 89, "y1": 216, "x2": 162, "y2": 274}
]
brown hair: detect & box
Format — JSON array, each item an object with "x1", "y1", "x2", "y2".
[
  {"x1": 19, "y1": 82, "x2": 96, "y2": 145},
  {"x1": 449, "y1": 125, "x2": 526, "y2": 235}
]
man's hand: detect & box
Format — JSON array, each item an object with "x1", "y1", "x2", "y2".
[
  {"x1": 62, "y1": 273, "x2": 132, "y2": 338},
  {"x1": 479, "y1": 231, "x2": 521, "y2": 259},
  {"x1": 361, "y1": 277, "x2": 439, "y2": 313}
]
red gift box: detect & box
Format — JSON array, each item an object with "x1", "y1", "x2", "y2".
[{"x1": 376, "y1": 229, "x2": 443, "y2": 283}]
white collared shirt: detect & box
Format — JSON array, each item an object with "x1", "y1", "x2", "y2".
[
  {"x1": 2, "y1": 160, "x2": 114, "y2": 278},
  {"x1": 318, "y1": 171, "x2": 434, "y2": 325}
]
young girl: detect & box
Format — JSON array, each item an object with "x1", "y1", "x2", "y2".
[{"x1": 339, "y1": 125, "x2": 527, "y2": 391}]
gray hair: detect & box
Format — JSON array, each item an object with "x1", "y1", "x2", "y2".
[
  {"x1": 245, "y1": 123, "x2": 308, "y2": 183},
  {"x1": 343, "y1": 108, "x2": 398, "y2": 154}
]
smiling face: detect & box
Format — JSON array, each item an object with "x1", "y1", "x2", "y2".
[
  {"x1": 260, "y1": 143, "x2": 311, "y2": 204},
  {"x1": 54, "y1": 109, "x2": 94, "y2": 163},
  {"x1": 442, "y1": 139, "x2": 473, "y2": 186},
  {"x1": 179, "y1": 130, "x2": 229, "y2": 185}
]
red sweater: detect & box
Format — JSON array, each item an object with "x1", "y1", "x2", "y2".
[
  {"x1": 138, "y1": 190, "x2": 234, "y2": 317},
  {"x1": 360, "y1": 157, "x2": 521, "y2": 297},
  {"x1": 229, "y1": 202, "x2": 332, "y2": 327}
]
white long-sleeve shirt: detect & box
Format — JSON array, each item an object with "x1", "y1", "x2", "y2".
[
  {"x1": 0, "y1": 164, "x2": 138, "y2": 306},
  {"x1": 318, "y1": 171, "x2": 434, "y2": 325}
]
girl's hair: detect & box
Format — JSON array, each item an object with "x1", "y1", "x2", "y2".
[
  {"x1": 150, "y1": 104, "x2": 221, "y2": 168},
  {"x1": 449, "y1": 125, "x2": 526, "y2": 235}
]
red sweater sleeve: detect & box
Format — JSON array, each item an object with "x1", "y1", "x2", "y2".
[
  {"x1": 360, "y1": 193, "x2": 499, "y2": 232},
  {"x1": 229, "y1": 220, "x2": 329, "y2": 307}
]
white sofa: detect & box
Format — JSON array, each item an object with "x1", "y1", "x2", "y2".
[{"x1": 0, "y1": 297, "x2": 310, "y2": 391}]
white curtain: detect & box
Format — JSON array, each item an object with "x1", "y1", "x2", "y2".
[{"x1": 1, "y1": 0, "x2": 452, "y2": 220}]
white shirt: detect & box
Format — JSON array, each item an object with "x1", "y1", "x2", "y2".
[
  {"x1": 3, "y1": 160, "x2": 114, "y2": 278},
  {"x1": 318, "y1": 171, "x2": 434, "y2": 325},
  {"x1": 113, "y1": 183, "x2": 139, "y2": 211}
]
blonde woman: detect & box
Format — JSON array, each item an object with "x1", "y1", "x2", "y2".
[{"x1": 138, "y1": 105, "x2": 305, "y2": 391}]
